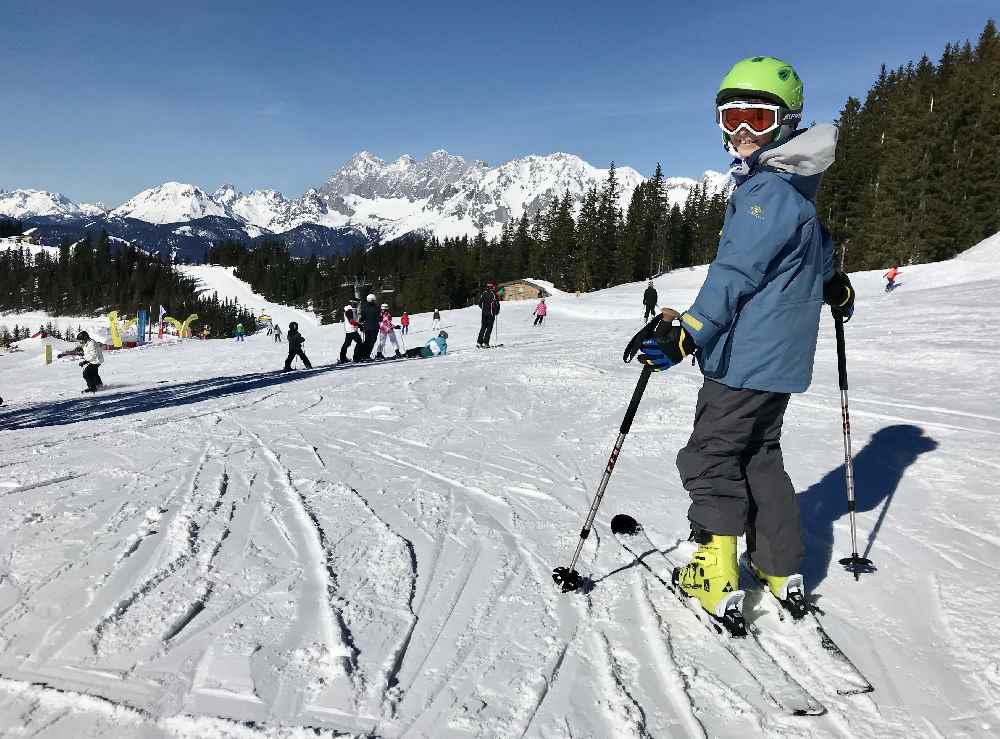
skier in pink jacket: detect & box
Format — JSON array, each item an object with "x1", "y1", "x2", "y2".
[
  {"x1": 375, "y1": 304, "x2": 402, "y2": 359},
  {"x1": 532, "y1": 298, "x2": 548, "y2": 326}
]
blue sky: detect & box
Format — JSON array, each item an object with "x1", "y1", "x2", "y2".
[{"x1": 2, "y1": 1, "x2": 995, "y2": 205}]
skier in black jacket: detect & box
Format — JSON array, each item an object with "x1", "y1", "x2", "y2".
[
  {"x1": 477, "y1": 283, "x2": 501, "y2": 347},
  {"x1": 358, "y1": 293, "x2": 381, "y2": 360},
  {"x1": 282, "y1": 322, "x2": 312, "y2": 371},
  {"x1": 643, "y1": 280, "x2": 658, "y2": 321}
]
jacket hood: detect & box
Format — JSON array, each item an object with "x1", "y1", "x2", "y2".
[{"x1": 732, "y1": 123, "x2": 838, "y2": 202}]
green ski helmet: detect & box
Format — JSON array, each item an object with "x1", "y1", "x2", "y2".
[{"x1": 716, "y1": 56, "x2": 803, "y2": 149}]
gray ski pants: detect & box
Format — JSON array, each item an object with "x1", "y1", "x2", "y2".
[{"x1": 676, "y1": 379, "x2": 803, "y2": 576}]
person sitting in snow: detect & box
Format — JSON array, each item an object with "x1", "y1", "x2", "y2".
[
  {"x1": 76, "y1": 331, "x2": 105, "y2": 393},
  {"x1": 282, "y1": 322, "x2": 312, "y2": 371},
  {"x1": 405, "y1": 331, "x2": 448, "y2": 358},
  {"x1": 375, "y1": 304, "x2": 402, "y2": 359}
]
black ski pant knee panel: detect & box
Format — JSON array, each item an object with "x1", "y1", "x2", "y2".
[
  {"x1": 477, "y1": 315, "x2": 495, "y2": 345},
  {"x1": 284, "y1": 348, "x2": 312, "y2": 370},
  {"x1": 83, "y1": 363, "x2": 102, "y2": 390},
  {"x1": 533, "y1": 315, "x2": 544, "y2": 326},
  {"x1": 341, "y1": 332, "x2": 362, "y2": 361},
  {"x1": 676, "y1": 379, "x2": 802, "y2": 576}
]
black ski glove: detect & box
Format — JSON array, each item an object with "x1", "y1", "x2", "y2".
[
  {"x1": 638, "y1": 320, "x2": 697, "y2": 371},
  {"x1": 823, "y1": 272, "x2": 855, "y2": 322},
  {"x1": 78, "y1": 361, "x2": 88, "y2": 367}
]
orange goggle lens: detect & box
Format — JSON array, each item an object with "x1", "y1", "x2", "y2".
[{"x1": 719, "y1": 105, "x2": 779, "y2": 135}]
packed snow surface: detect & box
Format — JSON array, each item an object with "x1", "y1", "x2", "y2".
[{"x1": 2, "y1": 235, "x2": 1000, "y2": 737}]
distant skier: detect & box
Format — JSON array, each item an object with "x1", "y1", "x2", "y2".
[
  {"x1": 359, "y1": 294, "x2": 381, "y2": 360},
  {"x1": 340, "y1": 303, "x2": 362, "y2": 363},
  {"x1": 400, "y1": 310, "x2": 410, "y2": 335},
  {"x1": 200, "y1": 326, "x2": 210, "y2": 340},
  {"x1": 76, "y1": 331, "x2": 105, "y2": 393},
  {"x1": 627, "y1": 56, "x2": 855, "y2": 624},
  {"x1": 405, "y1": 330, "x2": 448, "y2": 359},
  {"x1": 643, "y1": 280, "x2": 658, "y2": 321},
  {"x1": 282, "y1": 321, "x2": 312, "y2": 371},
  {"x1": 273, "y1": 324, "x2": 283, "y2": 343},
  {"x1": 235, "y1": 323, "x2": 245, "y2": 342},
  {"x1": 884, "y1": 266, "x2": 901, "y2": 292},
  {"x1": 477, "y1": 282, "x2": 501, "y2": 348},
  {"x1": 532, "y1": 298, "x2": 547, "y2": 326},
  {"x1": 431, "y1": 309, "x2": 441, "y2": 332},
  {"x1": 375, "y1": 304, "x2": 402, "y2": 359}
]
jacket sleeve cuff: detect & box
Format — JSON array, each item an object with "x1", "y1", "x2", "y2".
[{"x1": 680, "y1": 311, "x2": 712, "y2": 348}]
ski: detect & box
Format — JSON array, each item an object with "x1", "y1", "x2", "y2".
[
  {"x1": 611, "y1": 513, "x2": 826, "y2": 717},
  {"x1": 739, "y1": 555, "x2": 874, "y2": 696}
]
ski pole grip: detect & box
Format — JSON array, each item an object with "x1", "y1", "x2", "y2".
[
  {"x1": 834, "y1": 313, "x2": 849, "y2": 391},
  {"x1": 620, "y1": 366, "x2": 653, "y2": 435}
]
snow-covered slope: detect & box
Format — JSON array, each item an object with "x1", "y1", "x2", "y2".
[
  {"x1": 176, "y1": 265, "x2": 321, "y2": 330},
  {"x1": 2, "y1": 231, "x2": 999, "y2": 737}
]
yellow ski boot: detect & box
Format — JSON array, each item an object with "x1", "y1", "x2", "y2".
[
  {"x1": 750, "y1": 561, "x2": 808, "y2": 620},
  {"x1": 673, "y1": 531, "x2": 746, "y2": 634}
]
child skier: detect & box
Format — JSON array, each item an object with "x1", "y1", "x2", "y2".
[
  {"x1": 273, "y1": 324, "x2": 282, "y2": 343},
  {"x1": 76, "y1": 331, "x2": 105, "y2": 392},
  {"x1": 282, "y1": 321, "x2": 312, "y2": 371},
  {"x1": 340, "y1": 303, "x2": 362, "y2": 363},
  {"x1": 400, "y1": 310, "x2": 410, "y2": 335},
  {"x1": 405, "y1": 330, "x2": 448, "y2": 359},
  {"x1": 532, "y1": 298, "x2": 547, "y2": 326},
  {"x1": 375, "y1": 304, "x2": 402, "y2": 359},
  {"x1": 431, "y1": 309, "x2": 441, "y2": 332},
  {"x1": 631, "y1": 56, "x2": 854, "y2": 624},
  {"x1": 235, "y1": 323, "x2": 245, "y2": 342},
  {"x1": 884, "y1": 266, "x2": 901, "y2": 292}
]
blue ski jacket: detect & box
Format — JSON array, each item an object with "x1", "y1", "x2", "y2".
[{"x1": 681, "y1": 125, "x2": 838, "y2": 393}]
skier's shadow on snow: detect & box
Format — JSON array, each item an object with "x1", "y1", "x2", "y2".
[
  {"x1": 798, "y1": 424, "x2": 937, "y2": 591},
  {"x1": 0, "y1": 362, "x2": 379, "y2": 431}
]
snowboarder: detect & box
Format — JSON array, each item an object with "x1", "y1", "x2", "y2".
[
  {"x1": 282, "y1": 321, "x2": 312, "y2": 371},
  {"x1": 532, "y1": 298, "x2": 547, "y2": 326},
  {"x1": 76, "y1": 331, "x2": 105, "y2": 392},
  {"x1": 477, "y1": 283, "x2": 501, "y2": 347},
  {"x1": 400, "y1": 310, "x2": 410, "y2": 335},
  {"x1": 405, "y1": 330, "x2": 449, "y2": 359},
  {"x1": 632, "y1": 56, "x2": 855, "y2": 621},
  {"x1": 884, "y1": 266, "x2": 901, "y2": 292},
  {"x1": 273, "y1": 324, "x2": 282, "y2": 343},
  {"x1": 643, "y1": 280, "x2": 658, "y2": 321},
  {"x1": 359, "y1": 294, "x2": 380, "y2": 360},
  {"x1": 340, "y1": 303, "x2": 362, "y2": 363},
  {"x1": 375, "y1": 304, "x2": 402, "y2": 359},
  {"x1": 431, "y1": 309, "x2": 441, "y2": 332},
  {"x1": 235, "y1": 323, "x2": 245, "y2": 342}
]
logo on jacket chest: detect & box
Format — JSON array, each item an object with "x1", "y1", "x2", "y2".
[{"x1": 750, "y1": 204, "x2": 764, "y2": 220}]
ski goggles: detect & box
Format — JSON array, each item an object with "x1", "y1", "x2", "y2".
[{"x1": 716, "y1": 101, "x2": 788, "y2": 137}]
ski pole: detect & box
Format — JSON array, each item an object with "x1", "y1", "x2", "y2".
[
  {"x1": 834, "y1": 313, "x2": 875, "y2": 580},
  {"x1": 553, "y1": 364, "x2": 654, "y2": 592}
]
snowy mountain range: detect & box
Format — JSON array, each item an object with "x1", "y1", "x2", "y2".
[{"x1": 1, "y1": 151, "x2": 730, "y2": 259}]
